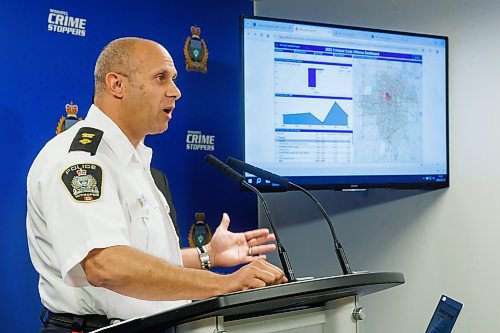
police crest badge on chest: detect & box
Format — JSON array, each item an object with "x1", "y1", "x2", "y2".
[{"x1": 62, "y1": 164, "x2": 102, "y2": 202}]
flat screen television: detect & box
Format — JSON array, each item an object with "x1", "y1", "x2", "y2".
[{"x1": 241, "y1": 16, "x2": 449, "y2": 191}]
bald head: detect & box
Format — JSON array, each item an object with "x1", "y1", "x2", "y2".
[
  {"x1": 91, "y1": 37, "x2": 180, "y2": 146},
  {"x1": 94, "y1": 37, "x2": 158, "y2": 96}
]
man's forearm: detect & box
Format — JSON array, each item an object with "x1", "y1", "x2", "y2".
[{"x1": 82, "y1": 245, "x2": 224, "y2": 301}]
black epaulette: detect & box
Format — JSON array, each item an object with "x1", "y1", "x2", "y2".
[{"x1": 69, "y1": 127, "x2": 103, "y2": 156}]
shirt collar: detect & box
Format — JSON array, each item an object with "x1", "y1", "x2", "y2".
[{"x1": 85, "y1": 104, "x2": 153, "y2": 167}]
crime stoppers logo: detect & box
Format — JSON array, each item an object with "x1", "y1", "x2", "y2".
[
  {"x1": 186, "y1": 130, "x2": 215, "y2": 151},
  {"x1": 48, "y1": 9, "x2": 86, "y2": 37}
]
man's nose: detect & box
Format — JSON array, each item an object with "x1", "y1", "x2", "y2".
[{"x1": 168, "y1": 82, "x2": 181, "y2": 100}]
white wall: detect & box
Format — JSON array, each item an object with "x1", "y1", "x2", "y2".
[{"x1": 255, "y1": 0, "x2": 500, "y2": 332}]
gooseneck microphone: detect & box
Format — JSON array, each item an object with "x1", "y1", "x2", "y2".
[
  {"x1": 226, "y1": 157, "x2": 353, "y2": 275},
  {"x1": 205, "y1": 154, "x2": 296, "y2": 282}
]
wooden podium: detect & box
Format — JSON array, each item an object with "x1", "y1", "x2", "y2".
[{"x1": 93, "y1": 272, "x2": 404, "y2": 333}]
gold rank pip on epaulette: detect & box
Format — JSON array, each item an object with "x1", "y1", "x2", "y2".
[{"x1": 69, "y1": 127, "x2": 103, "y2": 156}]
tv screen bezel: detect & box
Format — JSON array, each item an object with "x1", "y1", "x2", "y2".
[{"x1": 240, "y1": 15, "x2": 449, "y2": 192}]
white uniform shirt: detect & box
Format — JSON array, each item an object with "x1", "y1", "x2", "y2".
[{"x1": 26, "y1": 105, "x2": 189, "y2": 319}]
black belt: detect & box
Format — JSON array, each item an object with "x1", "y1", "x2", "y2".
[{"x1": 41, "y1": 307, "x2": 112, "y2": 332}]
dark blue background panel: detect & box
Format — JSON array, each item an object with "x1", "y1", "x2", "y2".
[{"x1": 0, "y1": 1, "x2": 252, "y2": 331}]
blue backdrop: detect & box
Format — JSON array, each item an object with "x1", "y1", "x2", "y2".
[{"x1": 0, "y1": 1, "x2": 254, "y2": 331}]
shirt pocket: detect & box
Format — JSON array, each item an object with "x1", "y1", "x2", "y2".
[{"x1": 125, "y1": 196, "x2": 157, "y2": 252}]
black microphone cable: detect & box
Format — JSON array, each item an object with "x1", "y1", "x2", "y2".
[
  {"x1": 226, "y1": 156, "x2": 353, "y2": 275},
  {"x1": 205, "y1": 154, "x2": 296, "y2": 282}
]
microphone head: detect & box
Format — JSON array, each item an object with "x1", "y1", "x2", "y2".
[
  {"x1": 205, "y1": 154, "x2": 245, "y2": 185},
  {"x1": 205, "y1": 154, "x2": 218, "y2": 164},
  {"x1": 226, "y1": 156, "x2": 290, "y2": 190}
]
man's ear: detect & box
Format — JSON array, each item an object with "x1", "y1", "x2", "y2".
[{"x1": 105, "y1": 72, "x2": 126, "y2": 99}]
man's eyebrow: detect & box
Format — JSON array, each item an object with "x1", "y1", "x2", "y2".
[{"x1": 156, "y1": 70, "x2": 176, "y2": 79}]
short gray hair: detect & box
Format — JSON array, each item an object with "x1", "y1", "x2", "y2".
[{"x1": 93, "y1": 37, "x2": 144, "y2": 94}]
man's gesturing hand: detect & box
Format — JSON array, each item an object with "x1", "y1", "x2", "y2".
[{"x1": 207, "y1": 213, "x2": 277, "y2": 267}]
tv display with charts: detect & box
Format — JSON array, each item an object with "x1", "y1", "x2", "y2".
[{"x1": 241, "y1": 16, "x2": 449, "y2": 191}]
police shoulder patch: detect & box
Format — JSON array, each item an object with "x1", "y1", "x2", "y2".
[
  {"x1": 61, "y1": 164, "x2": 102, "y2": 202},
  {"x1": 69, "y1": 127, "x2": 103, "y2": 156}
]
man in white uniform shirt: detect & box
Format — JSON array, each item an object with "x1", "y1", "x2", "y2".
[{"x1": 27, "y1": 37, "x2": 286, "y2": 333}]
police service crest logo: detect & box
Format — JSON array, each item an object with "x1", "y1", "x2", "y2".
[
  {"x1": 188, "y1": 212, "x2": 212, "y2": 247},
  {"x1": 183, "y1": 26, "x2": 208, "y2": 73},
  {"x1": 56, "y1": 101, "x2": 82, "y2": 135},
  {"x1": 62, "y1": 164, "x2": 102, "y2": 202}
]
